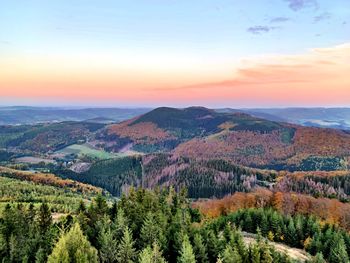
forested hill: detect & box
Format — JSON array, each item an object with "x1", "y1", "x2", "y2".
[{"x1": 101, "y1": 107, "x2": 350, "y2": 171}]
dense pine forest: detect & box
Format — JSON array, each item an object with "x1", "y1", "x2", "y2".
[{"x1": 0, "y1": 187, "x2": 348, "y2": 263}]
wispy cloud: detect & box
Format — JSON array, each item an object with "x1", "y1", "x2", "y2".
[
  {"x1": 314, "y1": 12, "x2": 331, "y2": 23},
  {"x1": 270, "y1": 17, "x2": 291, "y2": 23},
  {"x1": 284, "y1": 0, "x2": 318, "y2": 11},
  {"x1": 160, "y1": 43, "x2": 350, "y2": 106},
  {"x1": 247, "y1": 26, "x2": 278, "y2": 34},
  {"x1": 0, "y1": 40, "x2": 11, "y2": 45}
]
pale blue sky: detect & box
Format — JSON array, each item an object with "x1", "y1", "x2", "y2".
[{"x1": 1, "y1": 0, "x2": 349, "y2": 59}]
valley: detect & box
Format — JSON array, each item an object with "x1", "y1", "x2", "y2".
[{"x1": 1, "y1": 106, "x2": 350, "y2": 262}]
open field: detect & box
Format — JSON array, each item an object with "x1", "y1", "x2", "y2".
[
  {"x1": 57, "y1": 143, "x2": 119, "y2": 159},
  {"x1": 14, "y1": 156, "x2": 56, "y2": 164}
]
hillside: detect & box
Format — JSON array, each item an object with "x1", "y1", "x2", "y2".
[
  {"x1": 0, "y1": 166, "x2": 103, "y2": 213},
  {"x1": 0, "y1": 166, "x2": 102, "y2": 194},
  {"x1": 0, "y1": 176, "x2": 94, "y2": 212},
  {"x1": 0, "y1": 121, "x2": 105, "y2": 153},
  {"x1": 0, "y1": 106, "x2": 150, "y2": 125},
  {"x1": 101, "y1": 107, "x2": 350, "y2": 171}
]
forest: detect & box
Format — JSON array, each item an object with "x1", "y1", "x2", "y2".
[{"x1": 0, "y1": 187, "x2": 348, "y2": 263}]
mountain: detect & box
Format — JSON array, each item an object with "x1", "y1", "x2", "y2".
[
  {"x1": 0, "y1": 107, "x2": 151, "y2": 125},
  {"x1": 238, "y1": 108, "x2": 350, "y2": 130},
  {"x1": 100, "y1": 107, "x2": 350, "y2": 171}
]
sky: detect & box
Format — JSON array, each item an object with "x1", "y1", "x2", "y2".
[{"x1": 0, "y1": 0, "x2": 349, "y2": 108}]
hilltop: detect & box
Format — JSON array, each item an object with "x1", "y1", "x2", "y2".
[{"x1": 101, "y1": 107, "x2": 350, "y2": 171}]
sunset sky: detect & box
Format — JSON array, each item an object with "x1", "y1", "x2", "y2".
[{"x1": 0, "y1": 0, "x2": 349, "y2": 108}]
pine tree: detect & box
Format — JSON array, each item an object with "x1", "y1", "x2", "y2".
[
  {"x1": 110, "y1": 201, "x2": 118, "y2": 221},
  {"x1": 178, "y1": 235, "x2": 196, "y2": 263},
  {"x1": 222, "y1": 245, "x2": 242, "y2": 263},
  {"x1": 260, "y1": 214, "x2": 269, "y2": 236},
  {"x1": 193, "y1": 233, "x2": 208, "y2": 263},
  {"x1": 245, "y1": 213, "x2": 254, "y2": 233},
  {"x1": 98, "y1": 227, "x2": 118, "y2": 263},
  {"x1": 328, "y1": 234, "x2": 349, "y2": 263},
  {"x1": 115, "y1": 208, "x2": 128, "y2": 240},
  {"x1": 139, "y1": 243, "x2": 167, "y2": 263},
  {"x1": 261, "y1": 244, "x2": 273, "y2": 263},
  {"x1": 286, "y1": 219, "x2": 297, "y2": 247},
  {"x1": 38, "y1": 203, "x2": 52, "y2": 234},
  {"x1": 141, "y1": 213, "x2": 165, "y2": 248},
  {"x1": 139, "y1": 246, "x2": 153, "y2": 263},
  {"x1": 117, "y1": 227, "x2": 136, "y2": 263},
  {"x1": 250, "y1": 244, "x2": 261, "y2": 263},
  {"x1": 47, "y1": 223, "x2": 98, "y2": 263}
]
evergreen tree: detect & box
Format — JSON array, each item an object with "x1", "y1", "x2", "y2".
[
  {"x1": 286, "y1": 220, "x2": 297, "y2": 247},
  {"x1": 139, "y1": 246, "x2": 153, "y2": 263},
  {"x1": 139, "y1": 243, "x2": 167, "y2": 263},
  {"x1": 48, "y1": 223, "x2": 98, "y2": 263},
  {"x1": 117, "y1": 227, "x2": 136, "y2": 263},
  {"x1": 261, "y1": 244, "x2": 273, "y2": 263},
  {"x1": 250, "y1": 244, "x2": 261, "y2": 263},
  {"x1": 222, "y1": 245, "x2": 242, "y2": 263},
  {"x1": 178, "y1": 235, "x2": 196, "y2": 263},
  {"x1": 38, "y1": 203, "x2": 52, "y2": 234},
  {"x1": 141, "y1": 213, "x2": 165, "y2": 248},
  {"x1": 193, "y1": 233, "x2": 208, "y2": 263},
  {"x1": 115, "y1": 208, "x2": 128, "y2": 240},
  {"x1": 328, "y1": 234, "x2": 349, "y2": 263},
  {"x1": 98, "y1": 227, "x2": 119, "y2": 263}
]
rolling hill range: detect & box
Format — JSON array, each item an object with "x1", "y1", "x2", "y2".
[
  {"x1": 3, "y1": 106, "x2": 350, "y2": 199},
  {"x1": 0, "y1": 106, "x2": 150, "y2": 125},
  {"x1": 100, "y1": 107, "x2": 350, "y2": 171},
  {"x1": 228, "y1": 107, "x2": 350, "y2": 130}
]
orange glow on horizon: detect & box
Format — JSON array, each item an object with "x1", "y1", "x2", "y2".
[{"x1": 1, "y1": 43, "x2": 350, "y2": 106}]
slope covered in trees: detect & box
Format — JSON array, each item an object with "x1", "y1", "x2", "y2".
[
  {"x1": 0, "y1": 121, "x2": 105, "y2": 153},
  {"x1": 0, "y1": 166, "x2": 101, "y2": 194},
  {"x1": 1, "y1": 187, "x2": 338, "y2": 263},
  {"x1": 101, "y1": 107, "x2": 350, "y2": 171},
  {"x1": 194, "y1": 189, "x2": 350, "y2": 231},
  {"x1": 0, "y1": 176, "x2": 94, "y2": 212}
]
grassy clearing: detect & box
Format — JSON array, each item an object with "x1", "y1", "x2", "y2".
[{"x1": 58, "y1": 143, "x2": 118, "y2": 159}]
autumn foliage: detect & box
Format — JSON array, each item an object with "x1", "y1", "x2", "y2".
[
  {"x1": 0, "y1": 166, "x2": 101, "y2": 194},
  {"x1": 108, "y1": 119, "x2": 173, "y2": 144},
  {"x1": 194, "y1": 188, "x2": 350, "y2": 231}
]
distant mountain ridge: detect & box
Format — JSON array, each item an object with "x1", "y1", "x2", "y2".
[
  {"x1": 0, "y1": 107, "x2": 151, "y2": 125},
  {"x1": 228, "y1": 107, "x2": 350, "y2": 130},
  {"x1": 3, "y1": 106, "x2": 350, "y2": 130}
]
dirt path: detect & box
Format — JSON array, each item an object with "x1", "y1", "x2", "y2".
[{"x1": 242, "y1": 232, "x2": 311, "y2": 262}]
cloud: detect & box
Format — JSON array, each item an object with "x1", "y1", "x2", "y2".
[
  {"x1": 270, "y1": 17, "x2": 291, "y2": 23},
  {"x1": 0, "y1": 40, "x2": 11, "y2": 45},
  {"x1": 284, "y1": 0, "x2": 318, "y2": 11},
  {"x1": 247, "y1": 26, "x2": 278, "y2": 34},
  {"x1": 165, "y1": 43, "x2": 350, "y2": 106},
  {"x1": 314, "y1": 12, "x2": 331, "y2": 22}
]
